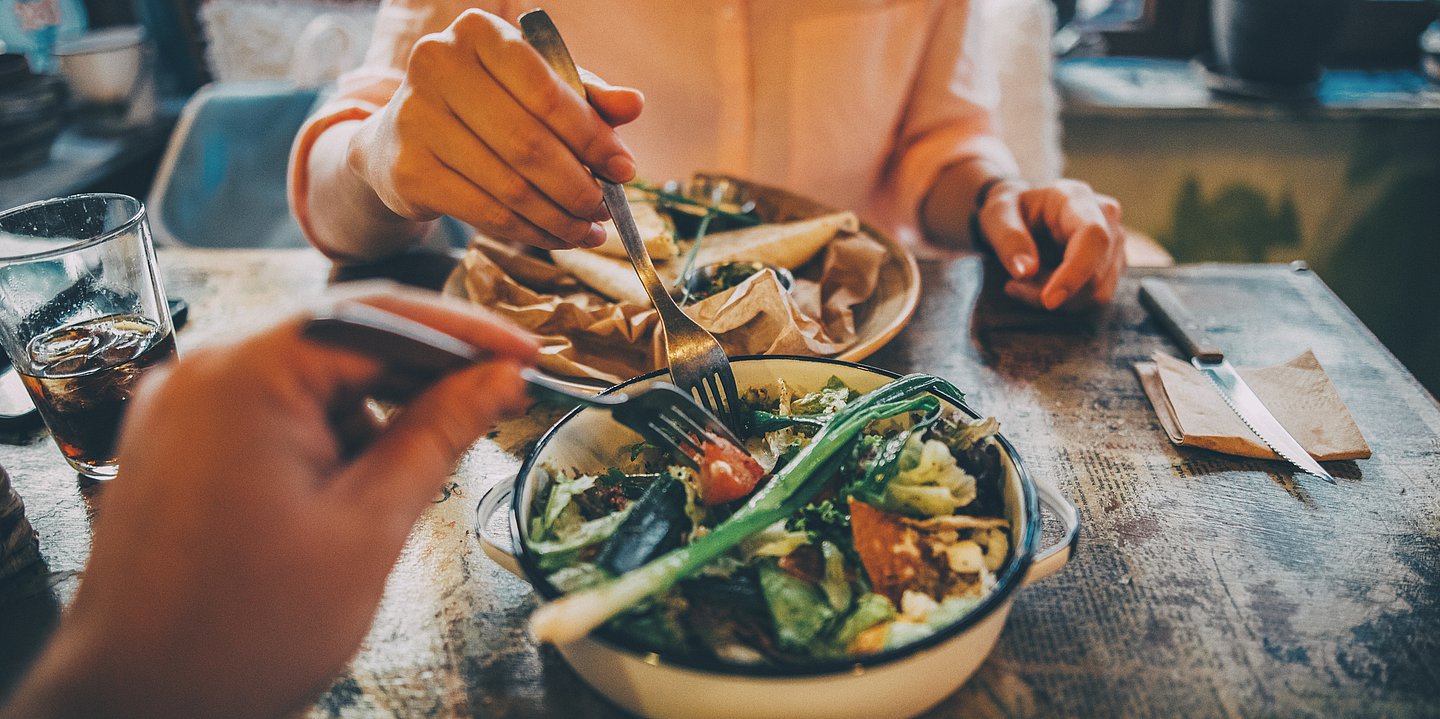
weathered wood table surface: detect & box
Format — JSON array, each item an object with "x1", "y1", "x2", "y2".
[{"x1": 1, "y1": 248, "x2": 1437, "y2": 718}]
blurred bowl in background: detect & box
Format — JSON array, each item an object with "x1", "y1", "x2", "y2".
[
  {"x1": 659, "y1": 175, "x2": 759, "y2": 237},
  {"x1": 0, "y1": 53, "x2": 65, "y2": 177},
  {"x1": 53, "y1": 26, "x2": 144, "y2": 106},
  {"x1": 1422, "y1": 19, "x2": 1440, "y2": 84}
]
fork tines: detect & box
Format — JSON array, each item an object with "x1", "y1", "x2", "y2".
[
  {"x1": 649, "y1": 413, "x2": 705, "y2": 460},
  {"x1": 667, "y1": 403, "x2": 716, "y2": 442},
  {"x1": 683, "y1": 369, "x2": 743, "y2": 433},
  {"x1": 613, "y1": 382, "x2": 746, "y2": 466}
]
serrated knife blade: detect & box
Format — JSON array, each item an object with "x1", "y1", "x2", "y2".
[
  {"x1": 1192, "y1": 357, "x2": 1335, "y2": 482},
  {"x1": 1139, "y1": 278, "x2": 1336, "y2": 484}
]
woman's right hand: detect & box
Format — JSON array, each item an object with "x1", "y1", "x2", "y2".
[{"x1": 348, "y1": 9, "x2": 644, "y2": 251}]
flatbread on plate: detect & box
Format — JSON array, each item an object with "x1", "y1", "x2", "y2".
[
  {"x1": 592, "y1": 202, "x2": 679, "y2": 260},
  {"x1": 549, "y1": 249, "x2": 648, "y2": 306},
  {"x1": 553, "y1": 211, "x2": 861, "y2": 306},
  {"x1": 692, "y1": 211, "x2": 858, "y2": 270}
]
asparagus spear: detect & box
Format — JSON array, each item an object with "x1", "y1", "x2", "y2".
[{"x1": 529, "y1": 374, "x2": 958, "y2": 644}]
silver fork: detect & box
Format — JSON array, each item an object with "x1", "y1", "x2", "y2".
[
  {"x1": 300, "y1": 302, "x2": 746, "y2": 461},
  {"x1": 518, "y1": 9, "x2": 744, "y2": 431}
]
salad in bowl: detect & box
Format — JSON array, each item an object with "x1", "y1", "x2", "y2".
[
  {"x1": 527, "y1": 374, "x2": 1012, "y2": 663},
  {"x1": 478, "y1": 357, "x2": 1078, "y2": 719}
]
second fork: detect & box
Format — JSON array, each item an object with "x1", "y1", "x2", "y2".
[{"x1": 300, "y1": 302, "x2": 747, "y2": 463}]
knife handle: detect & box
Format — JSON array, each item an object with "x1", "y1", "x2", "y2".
[{"x1": 1138, "y1": 278, "x2": 1224, "y2": 363}]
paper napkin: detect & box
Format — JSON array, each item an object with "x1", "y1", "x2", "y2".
[{"x1": 1135, "y1": 350, "x2": 1370, "y2": 461}]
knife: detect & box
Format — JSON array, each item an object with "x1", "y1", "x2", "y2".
[{"x1": 1138, "y1": 278, "x2": 1336, "y2": 484}]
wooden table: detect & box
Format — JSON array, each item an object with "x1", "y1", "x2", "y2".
[{"x1": 1, "y1": 248, "x2": 1437, "y2": 718}]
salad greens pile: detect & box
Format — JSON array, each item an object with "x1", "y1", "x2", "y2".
[{"x1": 525, "y1": 374, "x2": 1011, "y2": 662}]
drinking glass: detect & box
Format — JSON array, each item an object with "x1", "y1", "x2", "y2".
[{"x1": 0, "y1": 194, "x2": 176, "y2": 479}]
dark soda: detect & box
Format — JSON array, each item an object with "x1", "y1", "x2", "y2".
[{"x1": 18, "y1": 314, "x2": 177, "y2": 473}]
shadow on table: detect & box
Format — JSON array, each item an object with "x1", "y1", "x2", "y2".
[
  {"x1": 0, "y1": 562, "x2": 64, "y2": 704},
  {"x1": 329, "y1": 248, "x2": 462, "y2": 292},
  {"x1": 965, "y1": 255, "x2": 1116, "y2": 373},
  {"x1": 1172, "y1": 444, "x2": 1365, "y2": 505}
]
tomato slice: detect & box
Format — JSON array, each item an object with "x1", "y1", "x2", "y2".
[{"x1": 696, "y1": 435, "x2": 766, "y2": 504}]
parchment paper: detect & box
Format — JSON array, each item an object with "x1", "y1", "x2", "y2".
[{"x1": 461, "y1": 231, "x2": 889, "y2": 385}]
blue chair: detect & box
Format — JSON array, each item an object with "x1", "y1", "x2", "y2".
[
  {"x1": 148, "y1": 81, "x2": 319, "y2": 248},
  {"x1": 148, "y1": 80, "x2": 467, "y2": 250}
]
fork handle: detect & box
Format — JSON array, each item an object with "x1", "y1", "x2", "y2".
[
  {"x1": 518, "y1": 11, "x2": 698, "y2": 334},
  {"x1": 601, "y1": 183, "x2": 687, "y2": 313},
  {"x1": 303, "y1": 303, "x2": 625, "y2": 408},
  {"x1": 519, "y1": 10, "x2": 587, "y2": 97}
]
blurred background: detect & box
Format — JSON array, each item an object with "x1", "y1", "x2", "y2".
[{"x1": 0, "y1": 0, "x2": 1436, "y2": 392}]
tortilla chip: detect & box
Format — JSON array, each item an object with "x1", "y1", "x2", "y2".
[{"x1": 849, "y1": 499, "x2": 937, "y2": 606}]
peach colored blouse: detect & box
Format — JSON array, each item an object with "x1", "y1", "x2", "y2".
[{"x1": 289, "y1": 0, "x2": 1020, "y2": 250}]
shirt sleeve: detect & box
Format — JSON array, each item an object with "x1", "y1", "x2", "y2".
[
  {"x1": 877, "y1": 0, "x2": 1021, "y2": 248},
  {"x1": 286, "y1": 0, "x2": 509, "y2": 253}
]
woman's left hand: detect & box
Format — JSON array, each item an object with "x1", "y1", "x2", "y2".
[{"x1": 976, "y1": 178, "x2": 1126, "y2": 311}]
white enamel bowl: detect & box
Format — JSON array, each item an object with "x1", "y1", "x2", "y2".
[{"x1": 478, "y1": 356, "x2": 1079, "y2": 719}]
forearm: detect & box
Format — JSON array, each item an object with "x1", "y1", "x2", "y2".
[
  {"x1": 919, "y1": 155, "x2": 1021, "y2": 250},
  {"x1": 301, "y1": 119, "x2": 433, "y2": 262}
]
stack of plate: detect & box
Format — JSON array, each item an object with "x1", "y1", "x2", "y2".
[
  {"x1": 0, "y1": 53, "x2": 65, "y2": 177},
  {"x1": 0, "y1": 463, "x2": 41, "y2": 582}
]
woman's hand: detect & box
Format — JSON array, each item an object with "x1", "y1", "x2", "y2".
[
  {"x1": 977, "y1": 178, "x2": 1126, "y2": 311},
  {"x1": 348, "y1": 9, "x2": 644, "y2": 251},
  {"x1": 1, "y1": 288, "x2": 537, "y2": 719}
]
